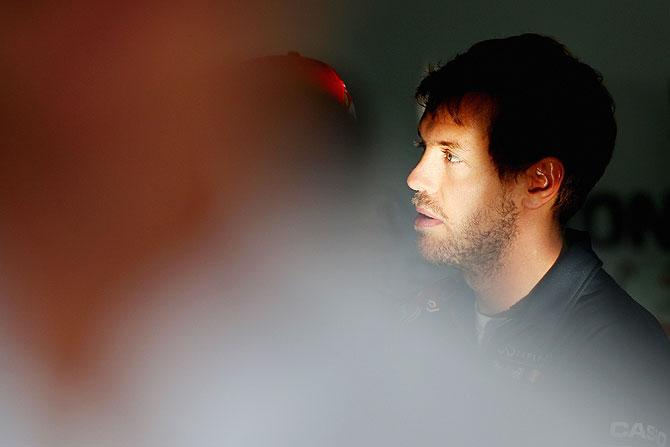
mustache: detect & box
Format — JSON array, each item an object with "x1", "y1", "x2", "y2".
[{"x1": 411, "y1": 192, "x2": 446, "y2": 220}]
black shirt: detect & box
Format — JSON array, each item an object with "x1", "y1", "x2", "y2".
[{"x1": 403, "y1": 229, "x2": 670, "y2": 446}]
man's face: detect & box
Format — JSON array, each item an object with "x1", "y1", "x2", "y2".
[{"x1": 407, "y1": 103, "x2": 519, "y2": 272}]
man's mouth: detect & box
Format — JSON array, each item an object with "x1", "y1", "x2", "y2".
[{"x1": 414, "y1": 207, "x2": 444, "y2": 229}]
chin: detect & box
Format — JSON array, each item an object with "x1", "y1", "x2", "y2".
[{"x1": 418, "y1": 234, "x2": 459, "y2": 266}]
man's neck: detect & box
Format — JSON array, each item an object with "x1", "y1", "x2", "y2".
[{"x1": 464, "y1": 224, "x2": 564, "y2": 316}]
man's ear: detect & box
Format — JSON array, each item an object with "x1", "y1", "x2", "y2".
[{"x1": 521, "y1": 157, "x2": 564, "y2": 210}]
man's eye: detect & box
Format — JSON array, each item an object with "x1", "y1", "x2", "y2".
[{"x1": 443, "y1": 149, "x2": 462, "y2": 163}]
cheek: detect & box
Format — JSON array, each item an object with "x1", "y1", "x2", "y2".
[
  {"x1": 437, "y1": 171, "x2": 490, "y2": 222},
  {"x1": 439, "y1": 171, "x2": 509, "y2": 232}
]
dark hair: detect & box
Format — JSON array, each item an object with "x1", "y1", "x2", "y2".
[{"x1": 416, "y1": 33, "x2": 617, "y2": 225}]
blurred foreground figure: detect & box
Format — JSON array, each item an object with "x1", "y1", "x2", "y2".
[
  {"x1": 0, "y1": 2, "x2": 297, "y2": 445},
  {"x1": 407, "y1": 33, "x2": 670, "y2": 445},
  {"x1": 1, "y1": 8, "x2": 459, "y2": 441}
]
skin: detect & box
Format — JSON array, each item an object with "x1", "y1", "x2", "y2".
[{"x1": 407, "y1": 100, "x2": 565, "y2": 315}]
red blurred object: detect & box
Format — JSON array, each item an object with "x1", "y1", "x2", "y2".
[{"x1": 248, "y1": 51, "x2": 356, "y2": 118}]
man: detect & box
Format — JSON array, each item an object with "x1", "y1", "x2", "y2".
[{"x1": 407, "y1": 34, "x2": 670, "y2": 445}]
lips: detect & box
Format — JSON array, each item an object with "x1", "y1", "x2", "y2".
[
  {"x1": 414, "y1": 207, "x2": 444, "y2": 229},
  {"x1": 415, "y1": 207, "x2": 442, "y2": 220}
]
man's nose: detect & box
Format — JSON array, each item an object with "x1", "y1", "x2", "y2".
[{"x1": 407, "y1": 156, "x2": 438, "y2": 195}]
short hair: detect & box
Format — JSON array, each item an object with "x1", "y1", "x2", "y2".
[{"x1": 416, "y1": 33, "x2": 617, "y2": 225}]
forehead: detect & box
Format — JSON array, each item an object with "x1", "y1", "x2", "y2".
[{"x1": 418, "y1": 104, "x2": 490, "y2": 150}]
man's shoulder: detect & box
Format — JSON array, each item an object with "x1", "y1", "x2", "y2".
[
  {"x1": 551, "y1": 258, "x2": 670, "y2": 417},
  {"x1": 546, "y1": 229, "x2": 668, "y2": 350},
  {"x1": 554, "y1": 265, "x2": 670, "y2": 437},
  {"x1": 562, "y1": 265, "x2": 668, "y2": 351}
]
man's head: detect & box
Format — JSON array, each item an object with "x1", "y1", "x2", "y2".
[{"x1": 408, "y1": 34, "x2": 616, "y2": 270}]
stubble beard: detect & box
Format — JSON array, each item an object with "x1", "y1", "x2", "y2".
[{"x1": 415, "y1": 191, "x2": 520, "y2": 277}]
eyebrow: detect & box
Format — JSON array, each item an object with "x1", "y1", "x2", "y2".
[
  {"x1": 437, "y1": 140, "x2": 465, "y2": 151},
  {"x1": 416, "y1": 129, "x2": 467, "y2": 151}
]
